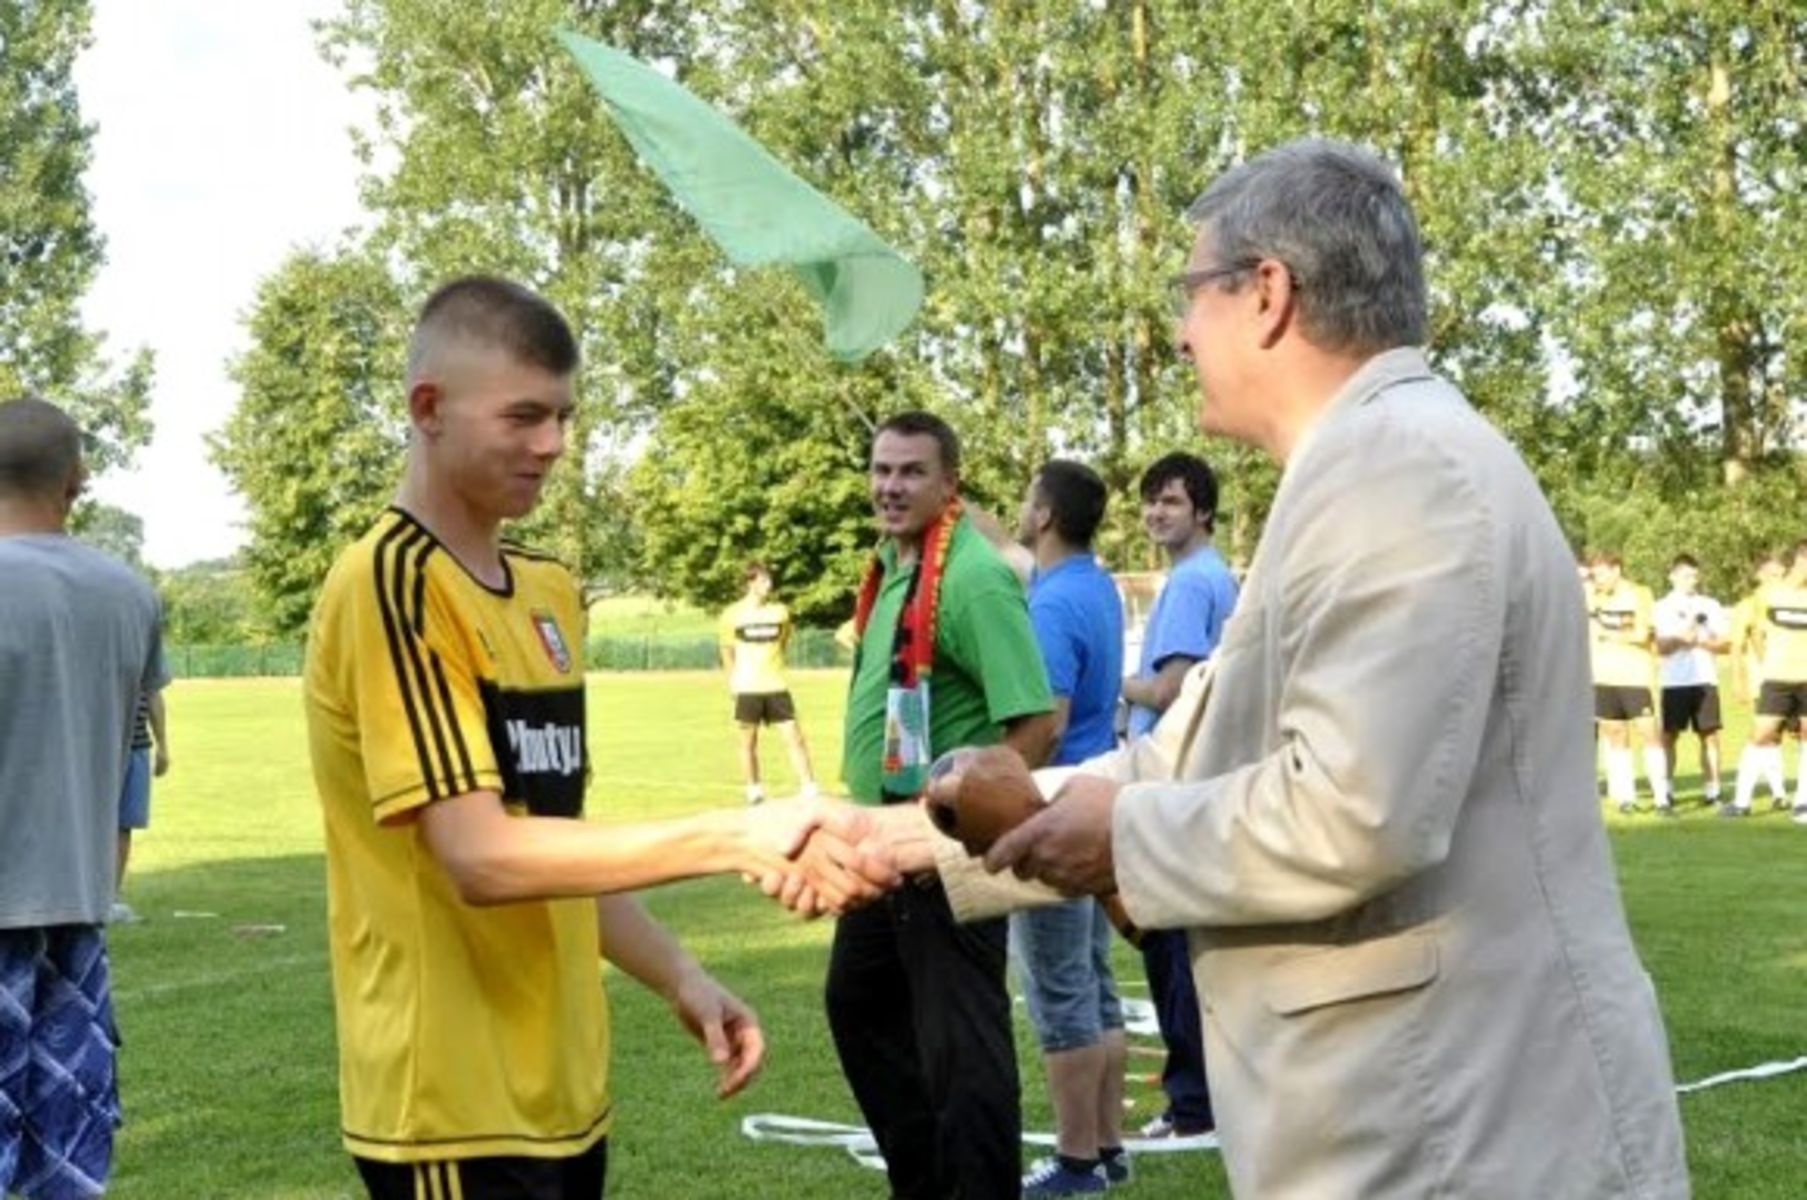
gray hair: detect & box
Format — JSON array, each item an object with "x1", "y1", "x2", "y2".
[
  {"x1": 0, "y1": 396, "x2": 83, "y2": 499},
  {"x1": 1186, "y1": 138, "x2": 1427, "y2": 353}
]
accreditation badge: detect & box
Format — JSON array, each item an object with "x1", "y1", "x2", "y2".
[{"x1": 881, "y1": 680, "x2": 933, "y2": 796}]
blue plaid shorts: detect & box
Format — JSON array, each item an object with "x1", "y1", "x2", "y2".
[{"x1": 0, "y1": 926, "x2": 121, "y2": 1200}]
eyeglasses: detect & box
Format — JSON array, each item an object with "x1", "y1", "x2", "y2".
[{"x1": 1167, "y1": 259, "x2": 1296, "y2": 317}]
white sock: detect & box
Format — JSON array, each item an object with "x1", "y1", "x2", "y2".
[
  {"x1": 1606, "y1": 749, "x2": 1637, "y2": 806},
  {"x1": 1734, "y1": 746, "x2": 1774, "y2": 811},
  {"x1": 1642, "y1": 746, "x2": 1671, "y2": 806},
  {"x1": 799, "y1": 781, "x2": 820, "y2": 800},
  {"x1": 1766, "y1": 747, "x2": 1788, "y2": 802},
  {"x1": 745, "y1": 783, "x2": 765, "y2": 802}
]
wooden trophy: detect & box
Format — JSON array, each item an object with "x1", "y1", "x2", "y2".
[{"x1": 923, "y1": 746, "x2": 1143, "y2": 945}]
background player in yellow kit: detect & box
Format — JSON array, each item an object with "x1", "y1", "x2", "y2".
[
  {"x1": 1588, "y1": 553, "x2": 1670, "y2": 813},
  {"x1": 1728, "y1": 553, "x2": 1792, "y2": 805},
  {"x1": 719, "y1": 562, "x2": 818, "y2": 804},
  {"x1": 1726, "y1": 541, "x2": 1807, "y2": 822}
]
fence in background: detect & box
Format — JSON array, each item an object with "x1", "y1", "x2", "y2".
[
  {"x1": 168, "y1": 644, "x2": 306, "y2": 678},
  {"x1": 585, "y1": 628, "x2": 849, "y2": 671},
  {"x1": 168, "y1": 629, "x2": 851, "y2": 679}
]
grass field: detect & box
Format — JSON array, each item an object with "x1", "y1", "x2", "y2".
[{"x1": 106, "y1": 673, "x2": 1807, "y2": 1198}]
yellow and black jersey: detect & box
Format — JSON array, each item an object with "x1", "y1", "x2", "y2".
[
  {"x1": 304, "y1": 507, "x2": 609, "y2": 1163},
  {"x1": 719, "y1": 597, "x2": 792, "y2": 696},
  {"x1": 1588, "y1": 581, "x2": 1656, "y2": 688},
  {"x1": 1757, "y1": 582, "x2": 1807, "y2": 685}
]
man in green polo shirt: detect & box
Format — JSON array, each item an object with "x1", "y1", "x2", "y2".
[{"x1": 827, "y1": 410, "x2": 1058, "y2": 1200}]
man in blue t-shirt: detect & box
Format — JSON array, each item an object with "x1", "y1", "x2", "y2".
[
  {"x1": 1120, "y1": 451, "x2": 1237, "y2": 1139},
  {"x1": 1010, "y1": 461, "x2": 1130, "y2": 1196},
  {"x1": 1123, "y1": 453, "x2": 1240, "y2": 738}
]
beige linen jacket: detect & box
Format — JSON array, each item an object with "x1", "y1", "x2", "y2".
[{"x1": 940, "y1": 349, "x2": 1688, "y2": 1198}]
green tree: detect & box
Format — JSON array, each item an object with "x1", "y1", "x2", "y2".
[
  {"x1": 270, "y1": 0, "x2": 1807, "y2": 619},
  {"x1": 155, "y1": 556, "x2": 259, "y2": 645},
  {"x1": 212, "y1": 247, "x2": 409, "y2": 637},
  {"x1": 71, "y1": 500, "x2": 143, "y2": 566},
  {"x1": 1539, "y1": 0, "x2": 1807, "y2": 488},
  {"x1": 0, "y1": 0, "x2": 153, "y2": 473}
]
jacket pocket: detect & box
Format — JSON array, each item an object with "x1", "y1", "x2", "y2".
[{"x1": 1264, "y1": 931, "x2": 1439, "y2": 1016}]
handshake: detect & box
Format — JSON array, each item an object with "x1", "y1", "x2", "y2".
[{"x1": 742, "y1": 746, "x2": 1130, "y2": 930}]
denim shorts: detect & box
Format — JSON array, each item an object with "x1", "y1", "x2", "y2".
[
  {"x1": 1009, "y1": 897, "x2": 1124, "y2": 1053},
  {"x1": 117, "y1": 749, "x2": 151, "y2": 831}
]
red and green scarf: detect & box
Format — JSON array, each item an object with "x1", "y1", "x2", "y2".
[{"x1": 853, "y1": 497, "x2": 963, "y2": 688}]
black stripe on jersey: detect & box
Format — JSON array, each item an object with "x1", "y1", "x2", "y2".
[
  {"x1": 411, "y1": 535, "x2": 430, "y2": 637},
  {"x1": 429, "y1": 654, "x2": 479, "y2": 795},
  {"x1": 391, "y1": 528, "x2": 463, "y2": 799},
  {"x1": 373, "y1": 520, "x2": 442, "y2": 801},
  {"x1": 407, "y1": 538, "x2": 478, "y2": 794}
]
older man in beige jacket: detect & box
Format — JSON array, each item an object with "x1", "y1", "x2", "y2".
[{"x1": 895, "y1": 140, "x2": 1690, "y2": 1198}]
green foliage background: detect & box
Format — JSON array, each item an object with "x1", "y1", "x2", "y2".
[
  {"x1": 1, "y1": 0, "x2": 153, "y2": 477},
  {"x1": 191, "y1": 0, "x2": 1807, "y2": 631}
]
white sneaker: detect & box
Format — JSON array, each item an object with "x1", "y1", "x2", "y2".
[
  {"x1": 109, "y1": 902, "x2": 139, "y2": 924},
  {"x1": 800, "y1": 781, "x2": 820, "y2": 800},
  {"x1": 1137, "y1": 1114, "x2": 1173, "y2": 1138}
]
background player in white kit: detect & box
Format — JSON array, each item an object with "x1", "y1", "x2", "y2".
[{"x1": 1653, "y1": 554, "x2": 1730, "y2": 807}]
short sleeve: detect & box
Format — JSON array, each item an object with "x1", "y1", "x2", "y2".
[
  {"x1": 944, "y1": 581, "x2": 1053, "y2": 725},
  {"x1": 1029, "y1": 592, "x2": 1082, "y2": 699},
  {"x1": 1145, "y1": 572, "x2": 1219, "y2": 671},
  {"x1": 342, "y1": 558, "x2": 504, "y2": 822}
]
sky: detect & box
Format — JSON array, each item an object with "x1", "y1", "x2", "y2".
[{"x1": 76, "y1": 1, "x2": 373, "y2": 568}]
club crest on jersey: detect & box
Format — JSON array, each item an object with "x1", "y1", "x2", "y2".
[{"x1": 531, "y1": 610, "x2": 573, "y2": 673}]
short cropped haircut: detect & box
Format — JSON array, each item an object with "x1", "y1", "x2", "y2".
[
  {"x1": 1138, "y1": 451, "x2": 1218, "y2": 533},
  {"x1": 1669, "y1": 554, "x2": 1698, "y2": 571},
  {"x1": 1033, "y1": 460, "x2": 1108, "y2": 548},
  {"x1": 1588, "y1": 550, "x2": 1622, "y2": 568},
  {"x1": 874, "y1": 410, "x2": 960, "y2": 474},
  {"x1": 745, "y1": 561, "x2": 771, "y2": 583},
  {"x1": 1186, "y1": 138, "x2": 1427, "y2": 354},
  {"x1": 407, "y1": 276, "x2": 580, "y2": 383},
  {"x1": 0, "y1": 396, "x2": 83, "y2": 498}
]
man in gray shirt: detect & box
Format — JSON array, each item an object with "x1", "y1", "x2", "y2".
[{"x1": 1, "y1": 396, "x2": 166, "y2": 1198}]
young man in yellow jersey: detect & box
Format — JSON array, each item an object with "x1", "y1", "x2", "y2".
[
  {"x1": 304, "y1": 277, "x2": 895, "y2": 1199},
  {"x1": 1587, "y1": 553, "x2": 1670, "y2": 813},
  {"x1": 719, "y1": 562, "x2": 818, "y2": 804},
  {"x1": 1727, "y1": 541, "x2": 1807, "y2": 821},
  {"x1": 1728, "y1": 554, "x2": 1792, "y2": 805}
]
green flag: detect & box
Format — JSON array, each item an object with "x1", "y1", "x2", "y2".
[{"x1": 557, "y1": 30, "x2": 923, "y2": 363}]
